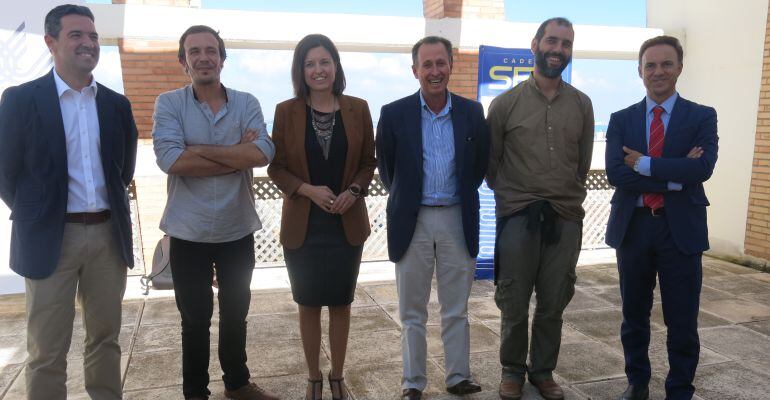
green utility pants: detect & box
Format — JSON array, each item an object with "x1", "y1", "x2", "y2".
[{"x1": 495, "y1": 213, "x2": 582, "y2": 384}]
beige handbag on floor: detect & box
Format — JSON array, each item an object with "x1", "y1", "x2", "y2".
[{"x1": 140, "y1": 235, "x2": 173, "y2": 294}]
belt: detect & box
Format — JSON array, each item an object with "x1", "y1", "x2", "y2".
[
  {"x1": 423, "y1": 204, "x2": 449, "y2": 208},
  {"x1": 635, "y1": 207, "x2": 665, "y2": 217},
  {"x1": 65, "y1": 210, "x2": 111, "y2": 224}
]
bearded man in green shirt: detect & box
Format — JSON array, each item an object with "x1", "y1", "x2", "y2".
[{"x1": 486, "y1": 17, "x2": 594, "y2": 400}]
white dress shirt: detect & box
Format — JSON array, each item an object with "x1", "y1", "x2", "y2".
[{"x1": 53, "y1": 69, "x2": 109, "y2": 213}]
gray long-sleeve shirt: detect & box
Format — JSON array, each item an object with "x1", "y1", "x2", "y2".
[{"x1": 152, "y1": 85, "x2": 275, "y2": 243}]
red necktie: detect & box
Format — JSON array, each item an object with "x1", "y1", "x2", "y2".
[{"x1": 643, "y1": 106, "x2": 664, "y2": 210}]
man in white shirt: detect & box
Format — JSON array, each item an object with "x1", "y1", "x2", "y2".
[{"x1": 0, "y1": 4, "x2": 138, "y2": 399}]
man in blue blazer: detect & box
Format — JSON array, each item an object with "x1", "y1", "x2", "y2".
[
  {"x1": 376, "y1": 36, "x2": 489, "y2": 400},
  {"x1": 605, "y1": 36, "x2": 718, "y2": 400},
  {"x1": 0, "y1": 5, "x2": 137, "y2": 399}
]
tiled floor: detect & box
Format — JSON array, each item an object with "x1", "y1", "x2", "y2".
[{"x1": 1, "y1": 256, "x2": 769, "y2": 399}]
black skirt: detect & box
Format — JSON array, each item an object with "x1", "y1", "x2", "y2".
[{"x1": 284, "y1": 207, "x2": 362, "y2": 306}]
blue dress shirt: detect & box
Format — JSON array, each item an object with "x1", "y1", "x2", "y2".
[{"x1": 419, "y1": 91, "x2": 459, "y2": 206}]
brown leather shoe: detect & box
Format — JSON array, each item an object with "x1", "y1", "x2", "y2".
[
  {"x1": 402, "y1": 388, "x2": 422, "y2": 400},
  {"x1": 530, "y1": 379, "x2": 564, "y2": 400},
  {"x1": 499, "y1": 379, "x2": 522, "y2": 400},
  {"x1": 224, "y1": 382, "x2": 279, "y2": 400}
]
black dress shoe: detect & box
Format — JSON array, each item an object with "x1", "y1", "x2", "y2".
[
  {"x1": 402, "y1": 388, "x2": 422, "y2": 400},
  {"x1": 447, "y1": 379, "x2": 482, "y2": 395},
  {"x1": 619, "y1": 384, "x2": 649, "y2": 400}
]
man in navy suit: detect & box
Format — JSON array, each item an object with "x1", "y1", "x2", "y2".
[
  {"x1": 605, "y1": 35, "x2": 718, "y2": 400},
  {"x1": 376, "y1": 36, "x2": 489, "y2": 400},
  {"x1": 0, "y1": 5, "x2": 137, "y2": 399}
]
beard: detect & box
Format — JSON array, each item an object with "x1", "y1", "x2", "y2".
[
  {"x1": 185, "y1": 62, "x2": 220, "y2": 85},
  {"x1": 535, "y1": 48, "x2": 571, "y2": 79}
]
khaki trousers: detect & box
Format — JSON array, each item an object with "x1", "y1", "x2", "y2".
[
  {"x1": 396, "y1": 205, "x2": 476, "y2": 391},
  {"x1": 25, "y1": 220, "x2": 127, "y2": 400}
]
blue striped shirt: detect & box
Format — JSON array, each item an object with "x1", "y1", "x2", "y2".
[{"x1": 419, "y1": 91, "x2": 459, "y2": 206}]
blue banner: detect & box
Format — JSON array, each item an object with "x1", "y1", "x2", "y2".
[
  {"x1": 474, "y1": 45, "x2": 571, "y2": 280},
  {"x1": 477, "y1": 45, "x2": 572, "y2": 113}
]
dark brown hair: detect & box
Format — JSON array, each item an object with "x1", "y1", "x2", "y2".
[
  {"x1": 638, "y1": 35, "x2": 684, "y2": 64},
  {"x1": 411, "y1": 36, "x2": 453, "y2": 66},
  {"x1": 291, "y1": 34, "x2": 346, "y2": 99},
  {"x1": 534, "y1": 17, "x2": 573, "y2": 43},
  {"x1": 177, "y1": 25, "x2": 226, "y2": 63},
  {"x1": 45, "y1": 4, "x2": 94, "y2": 38}
]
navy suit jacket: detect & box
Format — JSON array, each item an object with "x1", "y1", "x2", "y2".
[
  {"x1": 376, "y1": 91, "x2": 490, "y2": 262},
  {"x1": 0, "y1": 70, "x2": 138, "y2": 279},
  {"x1": 605, "y1": 96, "x2": 718, "y2": 255}
]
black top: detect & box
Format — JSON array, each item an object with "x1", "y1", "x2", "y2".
[{"x1": 305, "y1": 106, "x2": 347, "y2": 218}]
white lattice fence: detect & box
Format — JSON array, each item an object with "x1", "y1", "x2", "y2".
[
  {"x1": 363, "y1": 196, "x2": 389, "y2": 261},
  {"x1": 582, "y1": 170, "x2": 614, "y2": 249},
  {"x1": 128, "y1": 182, "x2": 144, "y2": 270},
  {"x1": 582, "y1": 190, "x2": 613, "y2": 249},
  {"x1": 254, "y1": 198, "x2": 284, "y2": 265},
  {"x1": 360, "y1": 178, "x2": 391, "y2": 261},
  {"x1": 128, "y1": 172, "x2": 614, "y2": 267},
  {"x1": 243, "y1": 171, "x2": 614, "y2": 265},
  {"x1": 249, "y1": 177, "x2": 392, "y2": 264}
]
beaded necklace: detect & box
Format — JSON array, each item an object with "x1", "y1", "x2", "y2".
[{"x1": 309, "y1": 96, "x2": 336, "y2": 160}]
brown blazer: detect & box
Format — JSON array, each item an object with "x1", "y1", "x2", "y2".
[{"x1": 267, "y1": 95, "x2": 377, "y2": 249}]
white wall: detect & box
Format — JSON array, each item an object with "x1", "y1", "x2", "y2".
[{"x1": 648, "y1": 0, "x2": 769, "y2": 258}]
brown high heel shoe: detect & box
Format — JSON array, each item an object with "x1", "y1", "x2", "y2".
[{"x1": 328, "y1": 371, "x2": 348, "y2": 400}]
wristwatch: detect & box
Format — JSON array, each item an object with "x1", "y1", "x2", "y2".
[
  {"x1": 348, "y1": 185, "x2": 362, "y2": 198},
  {"x1": 633, "y1": 158, "x2": 641, "y2": 172}
]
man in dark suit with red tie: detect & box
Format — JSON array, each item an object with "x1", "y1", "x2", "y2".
[{"x1": 605, "y1": 35, "x2": 718, "y2": 400}]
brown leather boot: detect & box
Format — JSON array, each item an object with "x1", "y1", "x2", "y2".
[
  {"x1": 224, "y1": 382, "x2": 279, "y2": 400},
  {"x1": 499, "y1": 378, "x2": 523, "y2": 400},
  {"x1": 530, "y1": 379, "x2": 564, "y2": 400}
]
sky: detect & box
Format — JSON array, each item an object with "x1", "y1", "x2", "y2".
[{"x1": 89, "y1": 0, "x2": 648, "y2": 129}]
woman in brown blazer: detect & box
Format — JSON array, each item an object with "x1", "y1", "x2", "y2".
[{"x1": 267, "y1": 34, "x2": 376, "y2": 400}]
